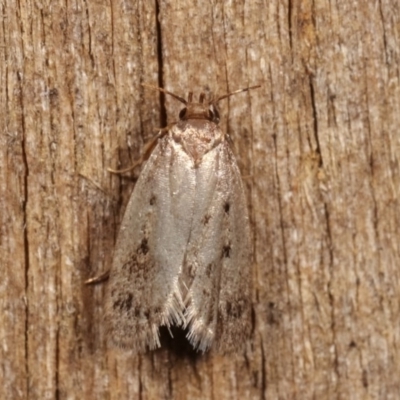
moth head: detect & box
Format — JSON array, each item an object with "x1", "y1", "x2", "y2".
[
  {"x1": 142, "y1": 84, "x2": 261, "y2": 124},
  {"x1": 178, "y1": 92, "x2": 221, "y2": 123}
]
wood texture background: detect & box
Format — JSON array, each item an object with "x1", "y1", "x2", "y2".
[{"x1": 1, "y1": 1, "x2": 399, "y2": 399}]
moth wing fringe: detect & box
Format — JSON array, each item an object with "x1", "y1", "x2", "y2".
[
  {"x1": 136, "y1": 282, "x2": 187, "y2": 352},
  {"x1": 161, "y1": 281, "x2": 186, "y2": 327},
  {"x1": 183, "y1": 305, "x2": 214, "y2": 352}
]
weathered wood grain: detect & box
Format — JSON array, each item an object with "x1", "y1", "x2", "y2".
[{"x1": 1, "y1": 1, "x2": 399, "y2": 399}]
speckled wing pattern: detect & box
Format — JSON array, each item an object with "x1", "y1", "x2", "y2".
[
  {"x1": 105, "y1": 136, "x2": 195, "y2": 351},
  {"x1": 181, "y1": 138, "x2": 252, "y2": 352},
  {"x1": 106, "y1": 126, "x2": 252, "y2": 353}
]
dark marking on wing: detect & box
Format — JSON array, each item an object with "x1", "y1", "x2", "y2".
[
  {"x1": 202, "y1": 214, "x2": 211, "y2": 225},
  {"x1": 121, "y1": 238, "x2": 150, "y2": 275},
  {"x1": 222, "y1": 243, "x2": 231, "y2": 258},
  {"x1": 138, "y1": 238, "x2": 149, "y2": 255},
  {"x1": 113, "y1": 292, "x2": 133, "y2": 311},
  {"x1": 223, "y1": 201, "x2": 230, "y2": 214},
  {"x1": 154, "y1": 306, "x2": 162, "y2": 315}
]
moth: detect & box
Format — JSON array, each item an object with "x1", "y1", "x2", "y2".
[{"x1": 105, "y1": 84, "x2": 259, "y2": 353}]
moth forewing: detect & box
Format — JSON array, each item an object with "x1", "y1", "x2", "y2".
[
  {"x1": 182, "y1": 142, "x2": 252, "y2": 352},
  {"x1": 105, "y1": 139, "x2": 194, "y2": 351},
  {"x1": 105, "y1": 85, "x2": 259, "y2": 353}
]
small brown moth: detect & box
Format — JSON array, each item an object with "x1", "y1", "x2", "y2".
[{"x1": 104, "y1": 84, "x2": 259, "y2": 353}]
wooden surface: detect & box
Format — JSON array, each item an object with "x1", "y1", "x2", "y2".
[{"x1": 1, "y1": 1, "x2": 400, "y2": 399}]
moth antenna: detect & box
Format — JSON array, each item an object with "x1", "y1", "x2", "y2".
[
  {"x1": 142, "y1": 83, "x2": 188, "y2": 105},
  {"x1": 214, "y1": 85, "x2": 261, "y2": 104}
]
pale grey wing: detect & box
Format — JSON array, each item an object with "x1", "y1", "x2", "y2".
[
  {"x1": 183, "y1": 141, "x2": 252, "y2": 352},
  {"x1": 105, "y1": 136, "x2": 196, "y2": 352}
]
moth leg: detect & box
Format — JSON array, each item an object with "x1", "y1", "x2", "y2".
[
  {"x1": 108, "y1": 129, "x2": 170, "y2": 174},
  {"x1": 85, "y1": 269, "x2": 110, "y2": 285}
]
